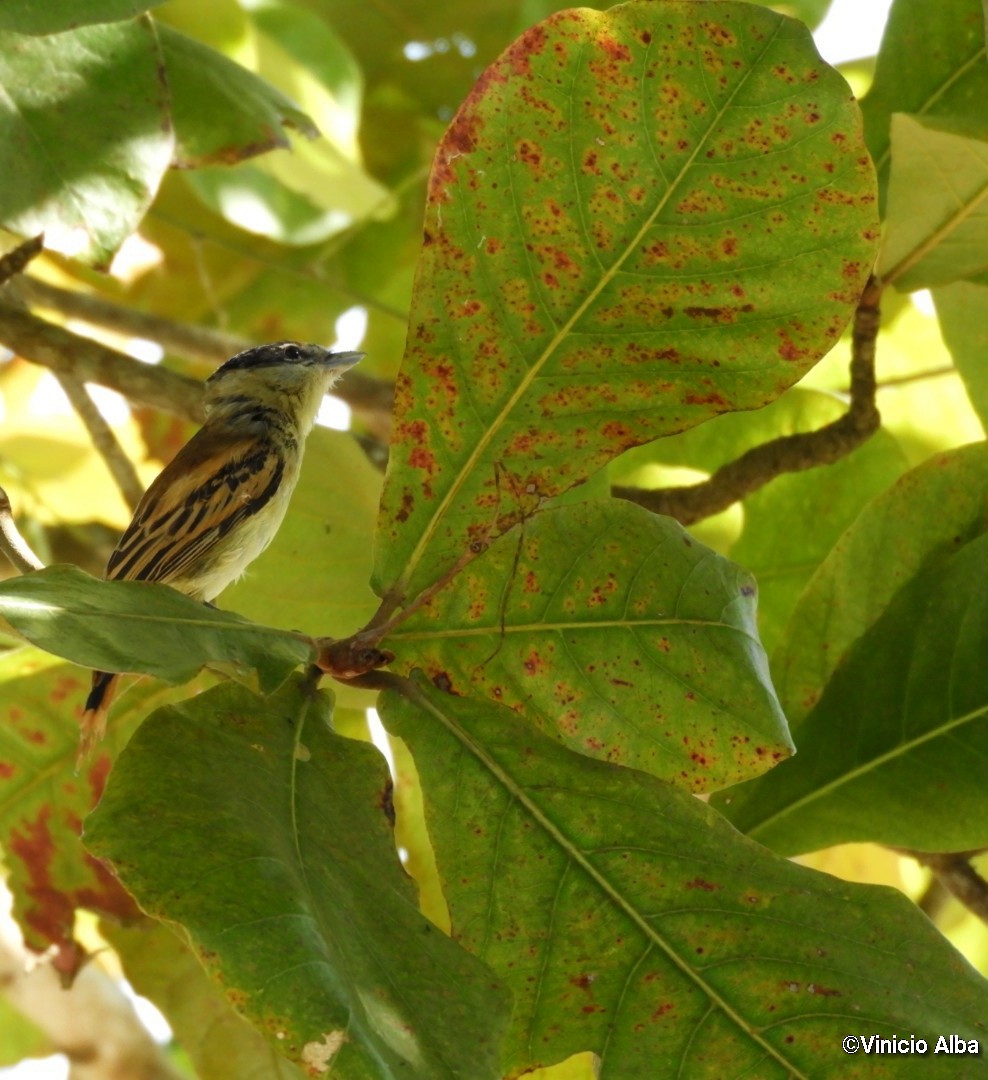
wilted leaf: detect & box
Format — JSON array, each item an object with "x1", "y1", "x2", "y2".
[
  {"x1": 85, "y1": 678, "x2": 511, "y2": 1079},
  {"x1": 0, "y1": 565, "x2": 313, "y2": 693},
  {"x1": 381, "y1": 677, "x2": 988, "y2": 1077},
  {"x1": 388, "y1": 500, "x2": 790, "y2": 791},
  {"x1": 373, "y1": 1, "x2": 879, "y2": 603},
  {"x1": 0, "y1": 18, "x2": 172, "y2": 265},
  {"x1": 0, "y1": 650, "x2": 153, "y2": 965}
]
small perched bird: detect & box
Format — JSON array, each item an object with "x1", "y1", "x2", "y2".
[{"x1": 82, "y1": 340, "x2": 362, "y2": 745}]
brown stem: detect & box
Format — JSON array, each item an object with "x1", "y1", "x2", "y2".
[
  {"x1": 898, "y1": 848, "x2": 988, "y2": 926},
  {"x1": 0, "y1": 485, "x2": 44, "y2": 573},
  {"x1": 0, "y1": 300, "x2": 206, "y2": 421},
  {"x1": 612, "y1": 278, "x2": 883, "y2": 525},
  {"x1": 5, "y1": 277, "x2": 396, "y2": 418},
  {"x1": 0, "y1": 235, "x2": 43, "y2": 286}
]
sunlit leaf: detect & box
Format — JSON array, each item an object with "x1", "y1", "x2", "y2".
[
  {"x1": 387, "y1": 500, "x2": 790, "y2": 790},
  {"x1": 184, "y1": 162, "x2": 356, "y2": 245},
  {"x1": 158, "y1": 23, "x2": 317, "y2": 168},
  {"x1": 373, "y1": 2, "x2": 879, "y2": 603},
  {"x1": 770, "y1": 442, "x2": 988, "y2": 731},
  {"x1": 0, "y1": 565, "x2": 313, "y2": 692},
  {"x1": 933, "y1": 280, "x2": 988, "y2": 431},
  {"x1": 86, "y1": 678, "x2": 512, "y2": 1079},
  {"x1": 0, "y1": 0, "x2": 165, "y2": 34},
  {"x1": 0, "y1": 996, "x2": 48, "y2": 1067},
  {"x1": 727, "y1": 428, "x2": 907, "y2": 653},
  {"x1": 878, "y1": 115, "x2": 988, "y2": 289},
  {"x1": 0, "y1": 18, "x2": 172, "y2": 265},
  {"x1": 860, "y1": 0, "x2": 988, "y2": 201},
  {"x1": 381, "y1": 677, "x2": 988, "y2": 1077},
  {"x1": 716, "y1": 529, "x2": 988, "y2": 853}
]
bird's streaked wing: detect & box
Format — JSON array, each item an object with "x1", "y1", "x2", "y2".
[{"x1": 106, "y1": 428, "x2": 284, "y2": 588}]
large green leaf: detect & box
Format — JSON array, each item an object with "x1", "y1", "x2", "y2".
[
  {"x1": 0, "y1": 0, "x2": 165, "y2": 33},
  {"x1": 387, "y1": 500, "x2": 791, "y2": 791},
  {"x1": 859, "y1": 0, "x2": 988, "y2": 202},
  {"x1": 372, "y1": 1, "x2": 878, "y2": 603},
  {"x1": 0, "y1": 565, "x2": 313, "y2": 693},
  {"x1": 85, "y1": 678, "x2": 511, "y2": 1079},
  {"x1": 878, "y1": 114, "x2": 988, "y2": 290},
  {"x1": 181, "y1": 2, "x2": 391, "y2": 244},
  {"x1": 381, "y1": 677, "x2": 988, "y2": 1078},
  {"x1": 0, "y1": 18, "x2": 172, "y2": 265},
  {"x1": 157, "y1": 23, "x2": 317, "y2": 168},
  {"x1": 715, "y1": 530, "x2": 988, "y2": 854},
  {"x1": 770, "y1": 442, "x2": 988, "y2": 732}
]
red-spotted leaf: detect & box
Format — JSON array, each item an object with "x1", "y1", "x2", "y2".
[
  {"x1": 379, "y1": 677, "x2": 988, "y2": 1078},
  {"x1": 386, "y1": 500, "x2": 790, "y2": 791},
  {"x1": 0, "y1": 649, "x2": 175, "y2": 973},
  {"x1": 373, "y1": 1, "x2": 878, "y2": 603}
]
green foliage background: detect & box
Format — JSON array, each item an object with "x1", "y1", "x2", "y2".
[{"x1": 1, "y1": 0, "x2": 988, "y2": 1077}]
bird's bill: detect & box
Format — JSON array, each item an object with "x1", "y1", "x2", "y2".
[{"x1": 325, "y1": 350, "x2": 365, "y2": 369}]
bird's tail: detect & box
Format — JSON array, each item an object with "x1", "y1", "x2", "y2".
[{"x1": 80, "y1": 671, "x2": 119, "y2": 759}]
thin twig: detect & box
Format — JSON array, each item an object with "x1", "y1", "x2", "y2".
[
  {"x1": 874, "y1": 364, "x2": 955, "y2": 389},
  {"x1": 0, "y1": 234, "x2": 43, "y2": 286},
  {"x1": 8, "y1": 275, "x2": 251, "y2": 363},
  {"x1": 0, "y1": 485, "x2": 44, "y2": 573},
  {"x1": 4, "y1": 277, "x2": 396, "y2": 417},
  {"x1": 613, "y1": 278, "x2": 883, "y2": 525},
  {"x1": 0, "y1": 300, "x2": 206, "y2": 421},
  {"x1": 898, "y1": 849, "x2": 988, "y2": 926},
  {"x1": 54, "y1": 373, "x2": 144, "y2": 511}
]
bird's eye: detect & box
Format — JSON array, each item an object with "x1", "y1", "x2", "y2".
[{"x1": 284, "y1": 344, "x2": 302, "y2": 360}]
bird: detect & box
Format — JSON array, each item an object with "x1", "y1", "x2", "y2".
[{"x1": 81, "y1": 340, "x2": 363, "y2": 748}]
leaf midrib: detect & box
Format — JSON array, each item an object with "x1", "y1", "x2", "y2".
[
  {"x1": 746, "y1": 700, "x2": 988, "y2": 845},
  {"x1": 393, "y1": 16, "x2": 785, "y2": 603},
  {"x1": 390, "y1": 616, "x2": 762, "y2": 649},
  {"x1": 411, "y1": 681, "x2": 810, "y2": 1080}
]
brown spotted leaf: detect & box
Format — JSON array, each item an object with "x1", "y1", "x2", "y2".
[
  {"x1": 387, "y1": 501, "x2": 790, "y2": 791},
  {"x1": 379, "y1": 677, "x2": 988, "y2": 1078},
  {"x1": 373, "y1": 1, "x2": 878, "y2": 602},
  {"x1": 0, "y1": 650, "x2": 166, "y2": 972}
]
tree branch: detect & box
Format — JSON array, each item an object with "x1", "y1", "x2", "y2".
[
  {"x1": 612, "y1": 278, "x2": 883, "y2": 525},
  {"x1": 0, "y1": 234, "x2": 43, "y2": 285},
  {"x1": 4, "y1": 275, "x2": 396, "y2": 418},
  {"x1": 0, "y1": 485, "x2": 44, "y2": 573},
  {"x1": 898, "y1": 848, "x2": 988, "y2": 926},
  {"x1": 0, "y1": 299, "x2": 206, "y2": 421}
]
